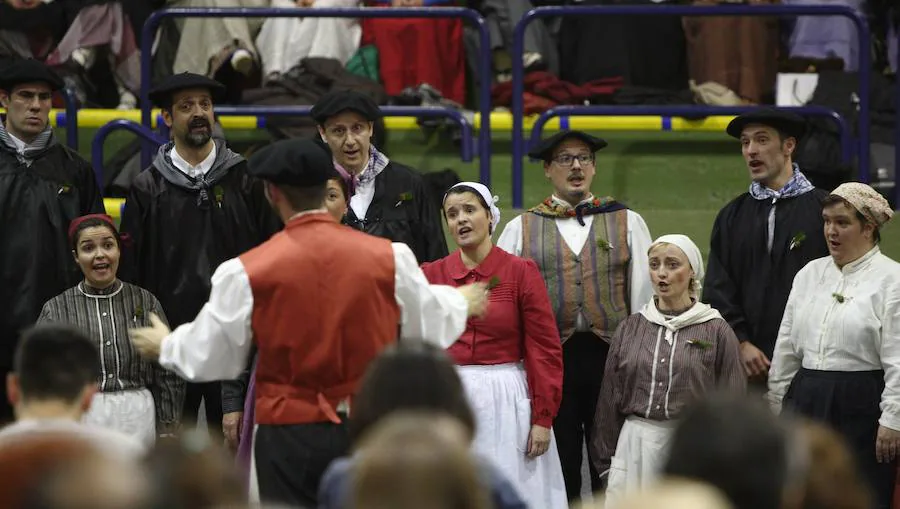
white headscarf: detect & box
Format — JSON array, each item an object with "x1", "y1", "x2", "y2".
[
  {"x1": 444, "y1": 181, "x2": 501, "y2": 233},
  {"x1": 649, "y1": 234, "x2": 705, "y2": 295}
]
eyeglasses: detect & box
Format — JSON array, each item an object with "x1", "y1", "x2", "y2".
[{"x1": 552, "y1": 154, "x2": 594, "y2": 167}]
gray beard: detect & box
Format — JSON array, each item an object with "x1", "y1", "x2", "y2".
[{"x1": 183, "y1": 131, "x2": 211, "y2": 147}]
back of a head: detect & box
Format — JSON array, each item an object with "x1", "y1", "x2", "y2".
[
  {"x1": 349, "y1": 341, "x2": 475, "y2": 445},
  {"x1": 797, "y1": 420, "x2": 872, "y2": 509},
  {"x1": 662, "y1": 393, "x2": 791, "y2": 509},
  {"x1": 591, "y1": 479, "x2": 735, "y2": 509},
  {"x1": 351, "y1": 412, "x2": 490, "y2": 509},
  {"x1": 14, "y1": 325, "x2": 100, "y2": 404}
]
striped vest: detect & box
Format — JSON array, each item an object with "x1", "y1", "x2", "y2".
[{"x1": 521, "y1": 210, "x2": 630, "y2": 342}]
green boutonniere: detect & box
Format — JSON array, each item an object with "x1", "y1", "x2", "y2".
[
  {"x1": 133, "y1": 305, "x2": 144, "y2": 324},
  {"x1": 789, "y1": 231, "x2": 806, "y2": 251},
  {"x1": 213, "y1": 186, "x2": 225, "y2": 208},
  {"x1": 57, "y1": 185, "x2": 71, "y2": 196},
  {"x1": 596, "y1": 238, "x2": 614, "y2": 251},
  {"x1": 487, "y1": 276, "x2": 501, "y2": 290},
  {"x1": 832, "y1": 292, "x2": 846, "y2": 303},
  {"x1": 687, "y1": 339, "x2": 712, "y2": 350},
  {"x1": 395, "y1": 192, "x2": 414, "y2": 207}
]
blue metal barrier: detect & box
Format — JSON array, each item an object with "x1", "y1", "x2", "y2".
[
  {"x1": 511, "y1": 4, "x2": 872, "y2": 209},
  {"x1": 91, "y1": 120, "x2": 167, "y2": 193},
  {"x1": 62, "y1": 86, "x2": 79, "y2": 150},
  {"x1": 529, "y1": 105, "x2": 855, "y2": 164},
  {"x1": 140, "y1": 7, "x2": 493, "y2": 184}
]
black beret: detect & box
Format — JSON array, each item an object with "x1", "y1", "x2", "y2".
[
  {"x1": 310, "y1": 90, "x2": 382, "y2": 124},
  {"x1": 148, "y1": 72, "x2": 226, "y2": 107},
  {"x1": 247, "y1": 138, "x2": 334, "y2": 187},
  {"x1": 527, "y1": 130, "x2": 608, "y2": 161},
  {"x1": 725, "y1": 108, "x2": 806, "y2": 140},
  {"x1": 0, "y1": 58, "x2": 64, "y2": 91}
]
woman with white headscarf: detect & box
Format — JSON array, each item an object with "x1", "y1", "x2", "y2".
[
  {"x1": 768, "y1": 182, "x2": 900, "y2": 509},
  {"x1": 421, "y1": 182, "x2": 568, "y2": 508},
  {"x1": 590, "y1": 234, "x2": 746, "y2": 502}
]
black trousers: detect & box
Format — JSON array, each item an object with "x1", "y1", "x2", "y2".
[
  {"x1": 785, "y1": 368, "x2": 896, "y2": 509},
  {"x1": 553, "y1": 332, "x2": 609, "y2": 502},
  {"x1": 182, "y1": 381, "x2": 223, "y2": 438},
  {"x1": 255, "y1": 421, "x2": 350, "y2": 507}
]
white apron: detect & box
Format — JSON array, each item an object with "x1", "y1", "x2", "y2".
[
  {"x1": 605, "y1": 415, "x2": 677, "y2": 505},
  {"x1": 457, "y1": 363, "x2": 568, "y2": 509},
  {"x1": 84, "y1": 388, "x2": 156, "y2": 448}
]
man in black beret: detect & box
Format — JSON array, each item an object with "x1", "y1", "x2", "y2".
[
  {"x1": 496, "y1": 130, "x2": 654, "y2": 502},
  {"x1": 0, "y1": 58, "x2": 103, "y2": 423},
  {"x1": 704, "y1": 107, "x2": 828, "y2": 389},
  {"x1": 310, "y1": 89, "x2": 447, "y2": 263},
  {"x1": 119, "y1": 71, "x2": 281, "y2": 442},
  {"x1": 128, "y1": 138, "x2": 489, "y2": 507}
]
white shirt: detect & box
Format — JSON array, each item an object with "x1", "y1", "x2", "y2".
[
  {"x1": 170, "y1": 143, "x2": 217, "y2": 180},
  {"x1": 158, "y1": 234, "x2": 469, "y2": 382},
  {"x1": 495, "y1": 197, "x2": 654, "y2": 312},
  {"x1": 767, "y1": 247, "x2": 900, "y2": 431},
  {"x1": 350, "y1": 177, "x2": 376, "y2": 220},
  {"x1": 7, "y1": 132, "x2": 26, "y2": 155},
  {"x1": 0, "y1": 418, "x2": 145, "y2": 460}
]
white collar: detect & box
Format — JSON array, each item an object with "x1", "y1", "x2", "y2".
[
  {"x1": 7, "y1": 132, "x2": 27, "y2": 154},
  {"x1": 170, "y1": 143, "x2": 217, "y2": 177},
  {"x1": 551, "y1": 193, "x2": 595, "y2": 209}
]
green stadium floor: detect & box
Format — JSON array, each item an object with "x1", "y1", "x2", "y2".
[{"x1": 74, "y1": 127, "x2": 900, "y2": 259}]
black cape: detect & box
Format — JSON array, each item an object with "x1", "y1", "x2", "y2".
[
  {"x1": 0, "y1": 144, "x2": 103, "y2": 368},
  {"x1": 703, "y1": 189, "x2": 829, "y2": 359},
  {"x1": 343, "y1": 161, "x2": 447, "y2": 263},
  {"x1": 119, "y1": 160, "x2": 281, "y2": 329}
]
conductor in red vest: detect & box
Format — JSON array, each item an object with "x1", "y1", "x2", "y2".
[{"x1": 129, "y1": 138, "x2": 488, "y2": 506}]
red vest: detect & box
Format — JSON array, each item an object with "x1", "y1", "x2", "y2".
[{"x1": 239, "y1": 212, "x2": 400, "y2": 425}]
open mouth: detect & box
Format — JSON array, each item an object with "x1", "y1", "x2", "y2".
[
  {"x1": 749, "y1": 160, "x2": 764, "y2": 170},
  {"x1": 189, "y1": 120, "x2": 210, "y2": 132},
  {"x1": 343, "y1": 149, "x2": 361, "y2": 158},
  {"x1": 457, "y1": 226, "x2": 473, "y2": 236},
  {"x1": 828, "y1": 240, "x2": 841, "y2": 249},
  {"x1": 93, "y1": 263, "x2": 110, "y2": 271},
  {"x1": 657, "y1": 282, "x2": 670, "y2": 291},
  {"x1": 568, "y1": 175, "x2": 585, "y2": 185}
]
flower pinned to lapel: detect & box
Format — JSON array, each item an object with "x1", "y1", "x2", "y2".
[
  {"x1": 133, "y1": 305, "x2": 145, "y2": 324},
  {"x1": 395, "y1": 192, "x2": 414, "y2": 208},
  {"x1": 789, "y1": 231, "x2": 806, "y2": 251},
  {"x1": 213, "y1": 186, "x2": 225, "y2": 209},
  {"x1": 832, "y1": 292, "x2": 846, "y2": 303},
  {"x1": 596, "y1": 239, "x2": 614, "y2": 251},
  {"x1": 487, "y1": 276, "x2": 501, "y2": 290},
  {"x1": 686, "y1": 339, "x2": 712, "y2": 350}
]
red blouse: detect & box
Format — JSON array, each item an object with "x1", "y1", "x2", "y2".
[{"x1": 421, "y1": 246, "x2": 563, "y2": 427}]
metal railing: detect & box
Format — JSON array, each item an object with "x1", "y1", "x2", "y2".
[
  {"x1": 510, "y1": 4, "x2": 871, "y2": 208},
  {"x1": 91, "y1": 120, "x2": 167, "y2": 193},
  {"x1": 140, "y1": 7, "x2": 493, "y2": 185}
]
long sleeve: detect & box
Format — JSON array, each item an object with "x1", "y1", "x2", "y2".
[
  {"x1": 158, "y1": 258, "x2": 255, "y2": 381},
  {"x1": 412, "y1": 176, "x2": 448, "y2": 263},
  {"x1": 496, "y1": 215, "x2": 524, "y2": 256},
  {"x1": 392, "y1": 243, "x2": 468, "y2": 348},
  {"x1": 714, "y1": 321, "x2": 748, "y2": 392},
  {"x1": 702, "y1": 210, "x2": 751, "y2": 342},
  {"x1": 590, "y1": 321, "x2": 626, "y2": 477},
  {"x1": 879, "y1": 283, "x2": 900, "y2": 431},
  {"x1": 147, "y1": 299, "x2": 185, "y2": 434},
  {"x1": 626, "y1": 210, "x2": 653, "y2": 312},
  {"x1": 519, "y1": 259, "x2": 563, "y2": 428},
  {"x1": 766, "y1": 275, "x2": 804, "y2": 414},
  {"x1": 118, "y1": 179, "x2": 148, "y2": 286},
  {"x1": 221, "y1": 347, "x2": 256, "y2": 415}
]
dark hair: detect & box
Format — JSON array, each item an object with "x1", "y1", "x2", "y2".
[
  {"x1": 662, "y1": 393, "x2": 793, "y2": 509},
  {"x1": 70, "y1": 218, "x2": 120, "y2": 252},
  {"x1": 275, "y1": 182, "x2": 328, "y2": 212},
  {"x1": 326, "y1": 171, "x2": 350, "y2": 203},
  {"x1": 349, "y1": 341, "x2": 475, "y2": 446},
  {"x1": 14, "y1": 325, "x2": 100, "y2": 403},
  {"x1": 821, "y1": 194, "x2": 881, "y2": 243}
]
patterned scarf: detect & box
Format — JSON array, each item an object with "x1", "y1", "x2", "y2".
[
  {"x1": 0, "y1": 120, "x2": 55, "y2": 166},
  {"x1": 355, "y1": 146, "x2": 390, "y2": 186},
  {"x1": 749, "y1": 164, "x2": 815, "y2": 201},
  {"x1": 529, "y1": 195, "x2": 627, "y2": 226}
]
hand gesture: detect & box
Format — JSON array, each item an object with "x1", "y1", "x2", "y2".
[
  {"x1": 457, "y1": 282, "x2": 489, "y2": 317},
  {"x1": 129, "y1": 312, "x2": 169, "y2": 360},
  {"x1": 526, "y1": 425, "x2": 551, "y2": 458}
]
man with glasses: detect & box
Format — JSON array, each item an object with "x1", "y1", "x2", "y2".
[{"x1": 497, "y1": 130, "x2": 653, "y2": 502}]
